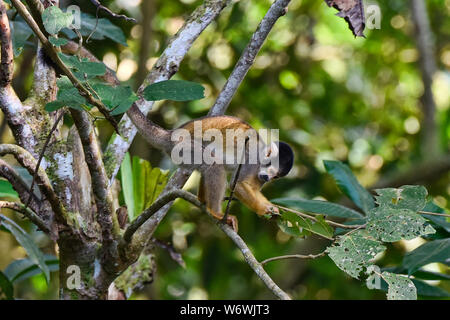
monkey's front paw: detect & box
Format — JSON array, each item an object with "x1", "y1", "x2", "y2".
[{"x1": 263, "y1": 204, "x2": 279, "y2": 217}]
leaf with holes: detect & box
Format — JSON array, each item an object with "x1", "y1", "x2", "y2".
[
  {"x1": 373, "y1": 185, "x2": 427, "y2": 212},
  {"x1": 326, "y1": 230, "x2": 385, "y2": 279},
  {"x1": 42, "y1": 6, "x2": 73, "y2": 35},
  {"x1": 382, "y1": 272, "x2": 417, "y2": 300},
  {"x1": 278, "y1": 210, "x2": 334, "y2": 240},
  {"x1": 366, "y1": 207, "x2": 435, "y2": 242},
  {"x1": 323, "y1": 160, "x2": 374, "y2": 214},
  {"x1": 143, "y1": 80, "x2": 205, "y2": 101}
]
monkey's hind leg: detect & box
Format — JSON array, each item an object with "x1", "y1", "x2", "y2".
[{"x1": 201, "y1": 165, "x2": 238, "y2": 232}]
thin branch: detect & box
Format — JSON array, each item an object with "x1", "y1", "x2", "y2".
[
  {"x1": 261, "y1": 251, "x2": 326, "y2": 265},
  {"x1": 419, "y1": 211, "x2": 450, "y2": 218},
  {"x1": 209, "y1": 0, "x2": 291, "y2": 116},
  {"x1": 0, "y1": 144, "x2": 67, "y2": 222},
  {"x1": 10, "y1": 0, "x2": 120, "y2": 133},
  {"x1": 0, "y1": 200, "x2": 49, "y2": 233},
  {"x1": 104, "y1": 0, "x2": 231, "y2": 183},
  {"x1": 26, "y1": 111, "x2": 65, "y2": 209},
  {"x1": 89, "y1": 0, "x2": 136, "y2": 23},
  {"x1": 275, "y1": 204, "x2": 365, "y2": 230},
  {"x1": 0, "y1": 0, "x2": 14, "y2": 86},
  {"x1": 123, "y1": 189, "x2": 291, "y2": 300}
]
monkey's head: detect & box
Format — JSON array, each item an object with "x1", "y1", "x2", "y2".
[{"x1": 257, "y1": 141, "x2": 294, "y2": 183}]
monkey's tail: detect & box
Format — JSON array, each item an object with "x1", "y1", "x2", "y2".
[{"x1": 127, "y1": 104, "x2": 172, "y2": 153}]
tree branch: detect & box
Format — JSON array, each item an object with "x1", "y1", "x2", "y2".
[
  {"x1": 89, "y1": 0, "x2": 136, "y2": 23},
  {"x1": 0, "y1": 0, "x2": 14, "y2": 86},
  {"x1": 122, "y1": 189, "x2": 291, "y2": 300},
  {"x1": 411, "y1": 0, "x2": 439, "y2": 159},
  {"x1": 104, "y1": 0, "x2": 231, "y2": 184},
  {"x1": 0, "y1": 200, "x2": 49, "y2": 233},
  {"x1": 209, "y1": 0, "x2": 291, "y2": 116},
  {"x1": 0, "y1": 144, "x2": 67, "y2": 222},
  {"x1": 261, "y1": 251, "x2": 326, "y2": 265}
]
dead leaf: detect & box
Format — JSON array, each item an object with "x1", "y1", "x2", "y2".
[{"x1": 325, "y1": 0, "x2": 366, "y2": 37}]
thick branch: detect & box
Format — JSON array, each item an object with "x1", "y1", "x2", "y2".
[
  {"x1": 0, "y1": 0, "x2": 14, "y2": 86},
  {"x1": 411, "y1": 0, "x2": 439, "y2": 158},
  {"x1": 104, "y1": 0, "x2": 231, "y2": 184},
  {"x1": 209, "y1": 0, "x2": 291, "y2": 116},
  {"x1": 122, "y1": 189, "x2": 291, "y2": 300},
  {"x1": 69, "y1": 110, "x2": 120, "y2": 258}
]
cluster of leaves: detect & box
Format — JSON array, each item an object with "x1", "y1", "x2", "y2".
[
  {"x1": 11, "y1": 6, "x2": 205, "y2": 116},
  {"x1": 273, "y1": 160, "x2": 450, "y2": 300}
]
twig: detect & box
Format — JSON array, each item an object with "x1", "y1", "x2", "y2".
[
  {"x1": 10, "y1": 0, "x2": 120, "y2": 133},
  {"x1": 209, "y1": 0, "x2": 291, "y2": 116},
  {"x1": 104, "y1": 0, "x2": 231, "y2": 183},
  {"x1": 419, "y1": 210, "x2": 450, "y2": 218},
  {"x1": 223, "y1": 137, "x2": 248, "y2": 222},
  {"x1": 261, "y1": 251, "x2": 326, "y2": 265},
  {"x1": 275, "y1": 204, "x2": 365, "y2": 230},
  {"x1": 0, "y1": 201, "x2": 49, "y2": 233},
  {"x1": 25, "y1": 111, "x2": 65, "y2": 209},
  {"x1": 89, "y1": 0, "x2": 136, "y2": 23}
]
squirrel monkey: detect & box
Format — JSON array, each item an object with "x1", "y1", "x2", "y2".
[{"x1": 127, "y1": 105, "x2": 294, "y2": 231}]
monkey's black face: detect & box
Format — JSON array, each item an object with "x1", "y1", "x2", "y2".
[{"x1": 257, "y1": 141, "x2": 294, "y2": 183}]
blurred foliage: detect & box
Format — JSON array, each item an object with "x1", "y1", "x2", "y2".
[{"x1": 0, "y1": 0, "x2": 449, "y2": 299}]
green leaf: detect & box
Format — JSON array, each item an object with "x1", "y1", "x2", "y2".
[
  {"x1": 90, "y1": 83, "x2": 138, "y2": 115},
  {"x1": 366, "y1": 207, "x2": 435, "y2": 242},
  {"x1": 278, "y1": 210, "x2": 334, "y2": 240},
  {"x1": 411, "y1": 279, "x2": 450, "y2": 298},
  {"x1": 326, "y1": 230, "x2": 385, "y2": 279},
  {"x1": 4, "y1": 255, "x2": 59, "y2": 283},
  {"x1": 323, "y1": 160, "x2": 374, "y2": 213},
  {"x1": 49, "y1": 36, "x2": 68, "y2": 46},
  {"x1": 373, "y1": 185, "x2": 427, "y2": 212},
  {"x1": 0, "y1": 215, "x2": 50, "y2": 283},
  {"x1": 45, "y1": 76, "x2": 90, "y2": 112},
  {"x1": 143, "y1": 80, "x2": 205, "y2": 101},
  {"x1": 10, "y1": 20, "x2": 33, "y2": 56},
  {"x1": 120, "y1": 152, "x2": 135, "y2": 221},
  {"x1": 272, "y1": 198, "x2": 363, "y2": 219},
  {"x1": 58, "y1": 53, "x2": 106, "y2": 76},
  {"x1": 382, "y1": 272, "x2": 417, "y2": 300},
  {"x1": 0, "y1": 271, "x2": 13, "y2": 300},
  {"x1": 62, "y1": 13, "x2": 127, "y2": 46},
  {"x1": 42, "y1": 6, "x2": 73, "y2": 35},
  {"x1": 402, "y1": 238, "x2": 450, "y2": 274},
  {"x1": 0, "y1": 180, "x2": 19, "y2": 199},
  {"x1": 411, "y1": 270, "x2": 450, "y2": 281}
]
